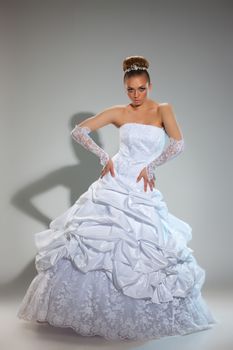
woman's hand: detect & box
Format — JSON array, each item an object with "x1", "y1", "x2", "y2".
[
  {"x1": 136, "y1": 167, "x2": 156, "y2": 192},
  {"x1": 100, "y1": 159, "x2": 115, "y2": 178}
]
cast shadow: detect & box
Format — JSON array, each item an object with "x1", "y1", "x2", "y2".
[{"x1": 1, "y1": 112, "x2": 106, "y2": 299}]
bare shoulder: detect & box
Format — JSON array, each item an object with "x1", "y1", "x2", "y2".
[
  {"x1": 158, "y1": 103, "x2": 175, "y2": 121},
  {"x1": 158, "y1": 103, "x2": 183, "y2": 139},
  {"x1": 105, "y1": 104, "x2": 129, "y2": 127},
  {"x1": 75, "y1": 104, "x2": 125, "y2": 132},
  {"x1": 104, "y1": 104, "x2": 126, "y2": 114},
  {"x1": 104, "y1": 104, "x2": 126, "y2": 123},
  {"x1": 159, "y1": 102, "x2": 173, "y2": 110}
]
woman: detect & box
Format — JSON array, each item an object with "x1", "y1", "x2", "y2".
[{"x1": 17, "y1": 55, "x2": 217, "y2": 341}]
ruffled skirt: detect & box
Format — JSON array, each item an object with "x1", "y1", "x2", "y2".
[{"x1": 17, "y1": 176, "x2": 217, "y2": 340}]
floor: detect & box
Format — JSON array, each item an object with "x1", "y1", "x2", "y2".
[{"x1": 0, "y1": 289, "x2": 232, "y2": 350}]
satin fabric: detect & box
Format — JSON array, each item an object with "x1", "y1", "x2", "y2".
[{"x1": 33, "y1": 123, "x2": 205, "y2": 304}]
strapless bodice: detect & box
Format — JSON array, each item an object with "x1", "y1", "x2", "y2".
[
  {"x1": 117, "y1": 122, "x2": 165, "y2": 159},
  {"x1": 99, "y1": 122, "x2": 167, "y2": 192},
  {"x1": 112, "y1": 122, "x2": 166, "y2": 175}
]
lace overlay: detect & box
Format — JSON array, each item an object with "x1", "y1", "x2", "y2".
[
  {"x1": 17, "y1": 258, "x2": 216, "y2": 341},
  {"x1": 146, "y1": 137, "x2": 185, "y2": 181},
  {"x1": 71, "y1": 125, "x2": 110, "y2": 167}
]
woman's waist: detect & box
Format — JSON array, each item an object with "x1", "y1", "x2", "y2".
[
  {"x1": 111, "y1": 153, "x2": 151, "y2": 177},
  {"x1": 99, "y1": 154, "x2": 156, "y2": 194},
  {"x1": 112, "y1": 152, "x2": 152, "y2": 165}
]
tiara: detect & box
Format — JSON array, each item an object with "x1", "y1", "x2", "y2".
[{"x1": 124, "y1": 64, "x2": 148, "y2": 73}]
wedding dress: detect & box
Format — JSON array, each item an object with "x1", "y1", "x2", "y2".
[{"x1": 17, "y1": 122, "x2": 217, "y2": 341}]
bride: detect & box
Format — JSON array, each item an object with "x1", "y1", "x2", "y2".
[{"x1": 17, "y1": 55, "x2": 217, "y2": 341}]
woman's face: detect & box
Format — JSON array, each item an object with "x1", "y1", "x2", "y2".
[{"x1": 124, "y1": 75, "x2": 152, "y2": 106}]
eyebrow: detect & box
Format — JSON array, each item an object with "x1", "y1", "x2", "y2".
[{"x1": 127, "y1": 85, "x2": 146, "y2": 88}]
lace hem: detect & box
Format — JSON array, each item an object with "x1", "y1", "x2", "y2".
[{"x1": 17, "y1": 258, "x2": 217, "y2": 341}]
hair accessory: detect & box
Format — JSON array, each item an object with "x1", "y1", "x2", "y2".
[{"x1": 125, "y1": 64, "x2": 148, "y2": 73}]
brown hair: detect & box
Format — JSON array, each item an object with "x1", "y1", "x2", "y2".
[{"x1": 123, "y1": 55, "x2": 151, "y2": 84}]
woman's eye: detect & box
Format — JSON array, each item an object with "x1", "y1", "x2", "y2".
[{"x1": 128, "y1": 88, "x2": 145, "y2": 92}]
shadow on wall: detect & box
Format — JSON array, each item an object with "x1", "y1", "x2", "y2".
[{"x1": 1, "y1": 112, "x2": 104, "y2": 300}]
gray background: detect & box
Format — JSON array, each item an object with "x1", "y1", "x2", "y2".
[{"x1": 0, "y1": 0, "x2": 232, "y2": 349}]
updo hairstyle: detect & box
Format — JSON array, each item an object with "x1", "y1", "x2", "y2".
[{"x1": 122, "y1": 55, "x2": 151, "y2": 84}]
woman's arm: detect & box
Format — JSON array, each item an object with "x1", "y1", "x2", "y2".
[
  {"x1": 71, "y1": 106, "x2": 119, "y2": 167},
  {"x1": 146, "y1": 103, "x2": 185, "y2": 180}
]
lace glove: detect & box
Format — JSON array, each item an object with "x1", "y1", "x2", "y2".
[
  {"x1": 146, "y1": 137, "x2": 185, "y2": 181},
  {"x1": 71, "y1": 125, "x2": 110, "y2": 167}
]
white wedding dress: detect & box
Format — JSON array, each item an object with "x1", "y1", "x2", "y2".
[{"x1": 17, "y1": 122, "x2": 216, "y2": 341}]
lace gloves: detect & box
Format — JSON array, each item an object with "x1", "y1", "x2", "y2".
[
  {"x1": 146, "y1": 136, "x2": 185, "y2": 181},
  {"x1": 71, "y1": 125, "x2": 184, "y2": 180},
  {"x1": 71, "y1": 125, "x2": 110, "y2": 167}
]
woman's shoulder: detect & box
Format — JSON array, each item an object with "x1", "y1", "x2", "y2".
[
  {"x1": 158, "y1": 102, "x2": 171, "y2": 108},
  {"x1": 147, "y1": 99, "x2": 170, "y2": 109},
  {"x1": 158, "y1": 102, "x2": 174, "y2": 116},
  {"x1": 99, "y1": 105, "x2": 126, "y2": 126},
  {"x1": 103, "y1": 104, "x2": 126, "y2": 114}
]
